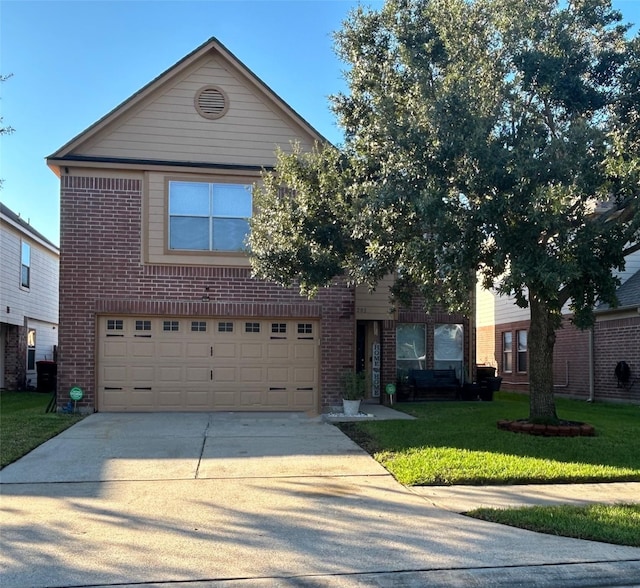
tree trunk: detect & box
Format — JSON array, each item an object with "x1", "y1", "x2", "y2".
[{"x1": 528, "y1": 294, "x2": 558, "y2": 422}]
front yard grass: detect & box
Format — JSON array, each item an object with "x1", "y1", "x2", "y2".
[
  {"x1": 339, "y1": 392, "x2": 640, "y2": 486},
  {"x1": 338, "y1": 392, "x2": 640, "y2": 547},
  {"x1": 0, "y1": 391, "x2": 84, "y2": 468}
]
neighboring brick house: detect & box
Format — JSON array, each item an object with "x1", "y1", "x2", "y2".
[
  {"x1": 46, "y1": 38, "x2": 469, "y2": 414},
  {"x1": 0, "y1": 203, "x2": 59, "y2": 390},
  {"x1": 476, "y1": 249, "x2": 640, "y2": 404}
]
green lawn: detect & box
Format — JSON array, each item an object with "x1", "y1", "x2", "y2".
[
  {"x1": 339, "y1": 392, "x2": 640, "y2": 485},
  {"x1": 0, "y1": 391, "x2": 84, "y2": 468},
  {"x1": 338, "y1": 392, "x2": 640, "y2": 546}
]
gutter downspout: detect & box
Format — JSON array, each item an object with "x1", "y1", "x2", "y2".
[{"x1": 588, "y1": 326, "x2": 595, "y2": 402}]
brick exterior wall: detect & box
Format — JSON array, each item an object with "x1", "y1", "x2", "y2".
[
  {"x1": 490, "y1": 316, "x2": 638, "y2": 404},
  {"x1": 58, "y1": 175, "x2": 354, "y2": 412},
  {"x1": 3, "y1": 323, "x2": 26, "y2": 390},
  {"x1": 594, "y1": 316, "x2": 640, "y2": 404}
]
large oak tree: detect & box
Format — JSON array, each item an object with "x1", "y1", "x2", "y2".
[{"x1": 250, "y1": 0, "x2": 640, "y2": 422}]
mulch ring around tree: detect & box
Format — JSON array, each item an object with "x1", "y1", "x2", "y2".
[{"x1": 497, "y1": 419, "x2": 596, "y2": 437}]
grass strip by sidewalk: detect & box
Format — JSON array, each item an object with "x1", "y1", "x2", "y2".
[
  {"x1": 467, "y1": 503, "x2": 640, "y2": 547},
  {"x1": 0, "y1": 391, "x2": 84, "y2": 469},
  {"x1": 338, "y1": 392, "x2": 640, "y2": 546}
]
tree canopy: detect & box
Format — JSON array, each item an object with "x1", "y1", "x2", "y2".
[{"x1": 249, "y1": 0, "x2": 640, "y2": 420}]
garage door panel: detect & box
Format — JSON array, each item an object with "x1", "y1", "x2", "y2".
[
  {"x1": 240, "y1": 390, "x2": 263, "y2": 406},
  {"x1": 213, "y1": 342, "x2": 237, "y2": 358},
  {"x1": 294, "y1": 345, "x2": 316, "y2": 360},
  {"x1": 131, "y1": 341, "x2": 155, "y2": 357},
  {"x1": 103, "y1": 365, "x2": 127, "y2": 383},
  {"x1": 240, "y1": 343, "x2": 264, "y2": 359},
  {"x1": 184, "y1": 389, "x2": 210, "y2": 409},
  {"x1": 158, "y1": 342, "x2": 183, "y2": 358},
  {"x1": 294, "y1": 389, "x2": 315, "y2": 407},
  {"x1": 186, "y1": 342, "x2": 210, "y2": 358},
  {"x1": 129, "y1": 388, "x2": 154, "y2": 408},
  {"x1": 267, "y1": 366, "x2": 289, "y2": 382},
  {"x1": 213, "y1": 390, "x2": 237, "y2": 408},
  {"x1": 103, "y1": 340, "x2": 128, "y2": 358},
  {"x1": 131, "y1": 366, "x2": 155, "y2": 383},
  {"x1": 240, "y1": 367, "x2": 263, "y2": 382},
  {"x1": 186, "y1": 367, "x2": 211, "y2": 383},
  {"x1": 99, "y1": 317, "x2": 319, "y2": 412},
  {"x1": 158, "y1": 366, "x2": 183, "y2": 382},
  {"x1": 266, "y1": 389, "x2": 288, "y2": 406},
  {"x1": 213, "y1": 367, "x2": 236, "y2": 382},
  {"x1": 267, "y1": 344, "x2": 290, "y2": 359},
  {"x1": 157, "y1": 389, "x2": 184, "y2": 409},
  {"x1": 293, "y1": 366, "x2": 316, "y2": 384}
]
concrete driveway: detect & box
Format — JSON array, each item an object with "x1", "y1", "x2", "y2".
[{"x1": 1, "y1": 412, "x2": 639, "y2": 588}]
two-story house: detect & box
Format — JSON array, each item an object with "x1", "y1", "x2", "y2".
[
  {"x1": 476, "y1": 249, "x2": 640, "y2": 404},
  {"x1": 46, "y1": 38, "x2": 469, "y2": 414},
  {"x1": 0, "y1": 203, "x2": 59, "y2": 390}
]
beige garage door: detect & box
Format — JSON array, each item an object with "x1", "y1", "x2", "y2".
[{"x1": 97, "y1": 317, "x2": 319, "y2": 412}]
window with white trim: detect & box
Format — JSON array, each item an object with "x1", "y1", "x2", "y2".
[
  {"x1": 168, "y1": 181, "x2": 252, "y2": 251},
  {"x1": 517, "y1": 330, "x2": 528, "y2": 373},
  {"x1": 503, "y1": 332, "x2": 513, "y2": 373},
  {"x1": 21, "y1": 241, "x2": 31, "y2": 288}
]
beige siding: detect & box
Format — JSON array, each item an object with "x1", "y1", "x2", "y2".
[
  {"x1": 355, "y1": 275, "x2": 395, "y2": 320},
  {"x1": 78, "y1": 54, "x2": 315, "y2": 167},
  {"x1": 0, "y1": 219, "x2": 59, "y2": 328},
  {"x1": 475, "y1": 282, "x2": 496, "y2": 328}
]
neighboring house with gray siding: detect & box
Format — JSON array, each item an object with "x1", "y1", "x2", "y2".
[{"x1": 0, "y1": 203, "x2": 59, "y2": 390}]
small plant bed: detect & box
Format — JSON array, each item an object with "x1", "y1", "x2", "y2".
[{"x1": 497, "y1": 419, "x2": 595, "y2": 437}]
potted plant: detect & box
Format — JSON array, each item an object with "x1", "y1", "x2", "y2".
[{"x1": 342, "y1": 371, "x2": 366, "y2": 416}]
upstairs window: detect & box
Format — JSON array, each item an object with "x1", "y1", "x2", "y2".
[
  {"x1": 168, "y1": 181, "x2": 252, "y2": 252},
  {"x1": 21, "y1": 241, "x2": 31, "y2": 288}
]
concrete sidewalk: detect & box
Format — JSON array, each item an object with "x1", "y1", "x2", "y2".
[{"x1": 1, "y1": 412, "x2": 639, "y2": 588}]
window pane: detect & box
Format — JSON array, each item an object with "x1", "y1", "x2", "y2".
[
  {"x1": 212, "y1": 184, "x2": 252, "y2": 217},
  {"x1": 434, "y1": 324, "x2": 463, "y2": 361},
  {"x1": 517, "y1": 330, "x2": 527, "y2": 351},
  {"x1": 169, "y1": 182, "x2": 210, "y2": 215},
  {"x1": 517, "y1": 330, "x2": 527, "y2": 372},
  {"x1": 21, "y1": 265, "x2": 30, "y2": 288},
  {"x1": 503, "y1": 332, "x2": 513, "y2": 372},
  {"x1": 212, "y1": 218, "x2": 249, "y2": 251},
  {"x1": 22, "y1": 242, "x2": 31, "y2": 265},
  {"x1": 170, "y1": 217, "x2": 210, "y2": 250},
  {"x1": 27, "y1": 329, "x2": 36, "y2": 370},
  {"x1": 396, "y1": 324, "x2": 426, "y2": 361}
]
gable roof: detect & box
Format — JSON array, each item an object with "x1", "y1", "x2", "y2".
[
  {"x1": 597, "y1": 268, "x2": 640, "y2": 312},
  {"x1": 47, "y1": 37, "x2": 329, "y2": 174},
  {"x1": 0, "y1": 202, "x2": 59, "y2": 253}
]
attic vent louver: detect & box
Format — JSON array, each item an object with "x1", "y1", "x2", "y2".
[{"x1": 195, "y1": 85, "x2": 229, "y2": 120}]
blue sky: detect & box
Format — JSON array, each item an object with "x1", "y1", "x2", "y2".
[{"x1": 1, "y1": 0, "x2": 638, "y2": 246}]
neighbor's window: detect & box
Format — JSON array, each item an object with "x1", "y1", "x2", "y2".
[
  {"x1": 503, "y1": 332, "x2": 513, "y2": 373},
  {"x1": 168, "y1": 181, "x2": 252, "y2": 251},
  {"x1": 21, "y1": 241, "x2": 31, "y2": 288},
  {"x1": 27, "y1": 329, "x2": 36, "y2": 371},
  {"x1": 517, "y1": 330, "x2": 528, "y2": 373},
  {"x1": 396, "y1": 323, "x2": 426, "y2": 382}
]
